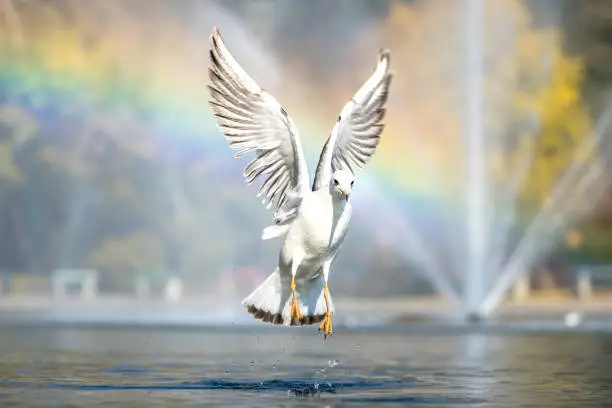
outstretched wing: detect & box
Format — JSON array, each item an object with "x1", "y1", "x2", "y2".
[
  {"x1": 208, "y1": 27, "x2": 310, "y2": 216},
  {"x1": 312, "y1": 49, "x2": 392, "y2": 191}
]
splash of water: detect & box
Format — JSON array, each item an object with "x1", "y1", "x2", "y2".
[
  {"x1": 356, "y1": 179, "x2": 462, "y2": 307},
  {"x1": 479, "y1": 106, "x2": 612, "y2": 316}
]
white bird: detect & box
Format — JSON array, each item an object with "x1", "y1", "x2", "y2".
[{"x1": 207, "y1": 27, "x2": 392, "y2": 338}]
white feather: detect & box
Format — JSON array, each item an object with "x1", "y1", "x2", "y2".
[
  {"x1": 312, "y1": 50, "x2": 392, "y2": 191},
  {"x1": 208, "y1": 27, "x2": 310, "y2": 220},
  {"x1": 261, "y1": 224, "x2": 290, "y2": 240},
  {"x1": 242, "y1": 268, "x2": 335, "y2": 326}
]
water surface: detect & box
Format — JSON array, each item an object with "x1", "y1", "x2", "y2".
[{"x1": 0, "y1": 324, "x2": 610, "y2": 406}]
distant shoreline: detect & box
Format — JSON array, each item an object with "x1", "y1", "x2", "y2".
[{"x1": 0, "y1": 294, "x2": 610, "y2": 329}]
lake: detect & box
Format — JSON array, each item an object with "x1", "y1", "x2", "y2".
[{"x1": 0, "y1": 323, "x2": 610, "y2": 406}]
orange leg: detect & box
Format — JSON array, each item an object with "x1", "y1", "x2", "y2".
[
  {"x1": 318, "y1": 282, "x2": 332, "y2": 338},
  {"x1": 290, "y1": 275, "x2": 302, "y2": 319}
]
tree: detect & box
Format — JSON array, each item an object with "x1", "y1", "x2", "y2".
[
  {"x1": 88, "y1": 231, "x2": 165, "y2": 291},
  {"x1": 496, "y1": 29, "x2": 595, "y2": 210},
  {"x1": 562, "y1": 0, "x2": 612, "y2": 115},
  {"x1": 0, "y1": 107, "x2": 39, "y2": 272}
]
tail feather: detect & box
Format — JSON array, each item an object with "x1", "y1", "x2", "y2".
[{"x1": 242, "y1": 268, "x2": 334, "y2": 326}]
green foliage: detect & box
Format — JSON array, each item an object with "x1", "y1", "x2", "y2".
[
  {"x1": 88, "y1": 232, "x2": 165, "y2": 273},
  {"x1": 0, "y1": 107, "x2": 38, "y2": 181},
  {"x1": 87, "y1": 231, "x2": 166, "y2": 292},
  {"x1": 0, "y1": 144, "x2": 20, "y2": 181},
  {"x1": 563, "y1": 0, "x2": 612, "y2": 113}
]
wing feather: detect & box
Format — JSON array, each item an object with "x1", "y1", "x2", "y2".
[
  {"x1": 312, "y1": 50, "x2": 392, "y2": 190},
  {"x1": 207, "y1": 27, "x2": 310, "y2": 217}
]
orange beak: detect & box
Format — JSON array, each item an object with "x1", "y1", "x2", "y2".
[{"x1": 342, "y1": 189, "x2": 350, "y2": 196}]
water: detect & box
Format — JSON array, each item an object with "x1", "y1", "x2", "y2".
[{"x1": 0, "y1": 325, "x2": 611, "y2": 406}]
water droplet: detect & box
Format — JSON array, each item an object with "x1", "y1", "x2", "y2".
[
  {"x1": 249, "y1": 360, "x2": 255, "y2": 367},
  {"x1": 356, "y1": 344, "x2": 361, "y2": 350},
  {"x1": 272, "y1": 363, "x2": 277, "y2": 369},
  {"x1": 224, "y1": 369, "x2": 231, "y2": 375},
  {"x1": 328, "y1": 359, "x2": 339, "y2": 368}
]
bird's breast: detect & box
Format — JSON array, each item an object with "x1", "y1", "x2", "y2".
[{"x1": 294, "y1": 193, "x2": 352, "y2": 260}]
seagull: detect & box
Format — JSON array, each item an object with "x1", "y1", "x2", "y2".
[{"x1": 207, "y1": 27, "x2": 392, "y2": 338}]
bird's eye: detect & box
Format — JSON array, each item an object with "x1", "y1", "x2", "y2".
[
  {"x1": 350, "y1": 181, "x2": 354, "y2": 187},
  {"x1": 333, "y1": 179, "x2": 338, "y2": 186}
]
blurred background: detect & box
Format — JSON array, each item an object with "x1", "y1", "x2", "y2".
[{"x1": 0, "y1": 0, "x2": 611, "y2": 325}]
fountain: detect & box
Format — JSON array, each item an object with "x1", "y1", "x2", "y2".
[
  {"x1": 349, "y1": 0, "x2": 611, "y2": 322},
  {"x1": 410, "y1": 0, "x2": 612, "y2": 321},
  {"x1": 464, "y1": 0, "x2": 487, "y2": 321},
  {"x1": 459, "y1": 0, "x2": 611, "y2": 320}
]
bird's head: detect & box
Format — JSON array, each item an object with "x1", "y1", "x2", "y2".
[{"x1": 330, "y1": 169, "x2": 354, "y2": 201}]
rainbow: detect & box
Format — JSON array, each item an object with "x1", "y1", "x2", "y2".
[{"x1": 0, "y1": 2, "x2": 447, "y2": 213}]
